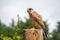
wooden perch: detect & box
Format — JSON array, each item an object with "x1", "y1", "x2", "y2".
[{"x1": 24, "y1": 29, "x2": 43, "y2": 40}]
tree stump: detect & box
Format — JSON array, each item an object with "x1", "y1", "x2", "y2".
[{"x1": 24, "y1": 29, "x2": 43, "y2": 40}]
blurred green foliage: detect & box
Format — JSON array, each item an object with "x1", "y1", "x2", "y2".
[{"x1": 0, "y1": 15, "x2": 60, "y2": 40}]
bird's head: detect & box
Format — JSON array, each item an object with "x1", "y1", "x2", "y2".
[{"x1": 27, "y1": 8, "x2": 33, "y2": 14}]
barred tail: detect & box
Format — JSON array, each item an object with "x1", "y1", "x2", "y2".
[{"x1": 43, "y1": 28, "x2": 48, "y2": 39}]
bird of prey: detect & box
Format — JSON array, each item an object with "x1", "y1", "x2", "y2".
[{"x1": 27, "y1": 8, "x2": 47, "y2": 38}]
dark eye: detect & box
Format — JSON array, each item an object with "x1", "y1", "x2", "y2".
[{"x1": 29, "y1": 8, "x2": 32, "y2": 10}]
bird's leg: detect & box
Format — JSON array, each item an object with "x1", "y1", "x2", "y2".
[
  {"x1": 34, "y1": 23, "x2": 41, "y2": 29},
  {"x1": 34, "y1": 23, "x2": 39, "y2": 29}
]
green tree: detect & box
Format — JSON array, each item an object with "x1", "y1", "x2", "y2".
[
  {"x1": 3, "y1": 27, "x2": 15, "y2": 37},
  {"x1": 0, "y1": 20, "x2": 7, "y2": 34},
  {"x1": 13, "y1": 15, "x2": 24, "y2": 40},
  {"x1": 0, "y1": 19, "x2": 15, "y2": 38},
  {"x1": 10, "y1": 19, "x2": 15, "y2": 27},
  {"x1": 52, "y1": 22, "x2": 60, "y2": 40}
]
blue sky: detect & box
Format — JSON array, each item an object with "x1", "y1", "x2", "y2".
[{"x1": 0, "y1": 0, "x2": 60, "y2": 32}]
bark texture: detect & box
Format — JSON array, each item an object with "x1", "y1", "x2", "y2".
[{"x1": 24, "y1": 29, "x2": 43, "y2": 40}]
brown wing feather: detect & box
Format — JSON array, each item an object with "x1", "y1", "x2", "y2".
[{"x1": 30, "y1": 10, "x2": 45, "y2": 28}]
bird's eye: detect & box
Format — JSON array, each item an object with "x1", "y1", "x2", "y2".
[{"x1": 29, "y1": 8, "x2": 32, "y2": 10}]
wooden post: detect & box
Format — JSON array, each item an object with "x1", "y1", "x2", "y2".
[{"x1": 24, "y1": 29, "x2": 43, "y2": 40}]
